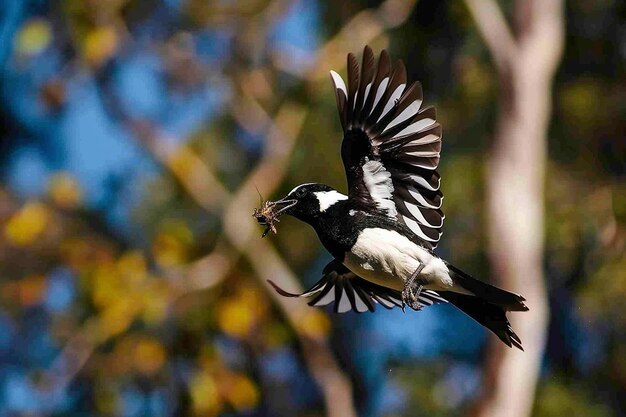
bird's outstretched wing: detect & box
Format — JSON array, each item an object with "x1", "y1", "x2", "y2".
[
  {"x1": 268, "y1": 259, "x2": 446, "y2": 313},
  {"x1": 331, "y1": 46, "x2": 444, "y2": 248}
]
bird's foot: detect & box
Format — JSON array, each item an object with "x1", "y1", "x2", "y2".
[
  {"x1": 402, "y1": 262, "x2": 426, "y2": 311},
  {"x1": 402, "y1": 281, "x2": 424, "y2": 311}
]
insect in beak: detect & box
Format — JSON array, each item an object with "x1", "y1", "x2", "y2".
[{"x1": 253, "y1": 198, "x2": 297, "y2": 237}]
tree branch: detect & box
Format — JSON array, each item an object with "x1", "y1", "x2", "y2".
[{"x1": 465, "y1": 0, "x2": 517, "y2": 74}]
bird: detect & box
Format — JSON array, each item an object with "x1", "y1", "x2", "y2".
[{"x1": 255, "y1": 46, "x2": 528, "y2": 350}]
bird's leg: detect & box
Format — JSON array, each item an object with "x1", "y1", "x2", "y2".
[{"x1": 402, "y1": 262, "x2": 425, "y2": 311}]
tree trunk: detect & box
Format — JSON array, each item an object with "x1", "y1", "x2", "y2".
[{"x1": 464, "y1": 1, "x2": 564, "y2": 417}]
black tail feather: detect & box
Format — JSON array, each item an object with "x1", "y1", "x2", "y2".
[
  {"x1": 438, "y1": 292, "x2": 524, "y2": 351},
  {"x1": 447, "y1": 264, "x2": 528, "y2": 312}
]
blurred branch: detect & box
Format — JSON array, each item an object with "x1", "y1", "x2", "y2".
[
  {"x1": 464, "y1": 0, "x2": 517, "y2": 74},
  {"x1": 464, "y1": 1, "x2": 564, "y2": 417}
]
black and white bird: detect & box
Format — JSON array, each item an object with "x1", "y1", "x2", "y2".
[{"x1": 256, "y1": 46, "x2": 528, "y2": 350}]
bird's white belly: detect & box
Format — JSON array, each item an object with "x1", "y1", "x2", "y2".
[{"x1": 343, "y1": 228, "x2": 454, "y2": 292}]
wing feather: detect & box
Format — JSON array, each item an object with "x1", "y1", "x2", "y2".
[
  {"x1": 331, "y1": 47, "x2": 445, "y2": 248},
  {"x1": 268, "y1": 260, "x2": 447, "y2": 313}
]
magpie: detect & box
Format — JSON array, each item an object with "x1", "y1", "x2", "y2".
[{"x1": 255, "y1": 46, "x2": 528, "y2": 350}]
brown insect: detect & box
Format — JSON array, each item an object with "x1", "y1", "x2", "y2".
[
  {"x1": 252, "y1": 188, "x2": 297, "y2": 237},
  {"x1": 253, "y1": 200, "x2": 280, "y2": 237}
]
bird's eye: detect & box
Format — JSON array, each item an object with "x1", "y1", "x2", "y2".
[{"x1": 296, "y1": 189, "x2": 306, "y2": 197}]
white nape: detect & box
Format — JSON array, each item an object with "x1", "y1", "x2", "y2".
[{"x1": 314, "y1": 191, "x2": 348, "y2": 212}]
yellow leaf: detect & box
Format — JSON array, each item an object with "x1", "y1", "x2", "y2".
[
  {"x1": 116, "y1": 251, "x2": 147, "y2": 286},
  {"x1": 152, "y1": 233, "x2": 186, "y2": 267},
  {"x1": 141, "y1": 281, "x2": 169, "y2": 325},
  {"x1": 92, "y1": 264, "x2": 122, "y2": 309},
  {"x1": 49, "y1": 172, "x2": 82, "y2": 208},
  {"x1": 296, "y1": 310, "x2": 331, "y2": 341},
  {"x1": 152, "y1": 220, "x2": 193, "y2": 268},
  {"x1": 99, "y1": 298, "x2": 140, "y2": 339},
  {"x1": 4, "y1": 202, "x2": 50, "y2": 246},
  {"x1": 83, "y1": 26, "x2": 118, "y2": 67},
  {"x1": 161, "y1": 219, "x2": 194, "y2": 244},
  {"x1": 190, "y1": 371, "x2": 222, "y2": 416},
  {"x1": 151, "y1": 219, "x2": 193, "y2": 267},
  {"x1": 133, "y1": 337, "x2": 166, "y2": 375},
  {"x1": 216, "y1": 298, "x2": 255, "y2": 338},
  {"x1": 223, "y1": 373, "x2": 259, "y2": 411},
  {"x1": 15, "y1": 18, "x2": 52, "y2": 55}
]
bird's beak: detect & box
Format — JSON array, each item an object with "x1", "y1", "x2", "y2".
[{"x1": 268, "y1": 198, "x2": 298, "y2": 216}]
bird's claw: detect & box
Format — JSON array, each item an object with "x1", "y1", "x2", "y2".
[
  {"x1": 402, "y1": 262, "x2": 426, "y2": 311},
  {"x1": 402, "y1": 283, "x2": 423, "y2": 311}
]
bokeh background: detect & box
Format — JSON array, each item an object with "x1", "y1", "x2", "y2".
[{"x1": 0, "y1": 0, "x2": 624, "y2": 416}]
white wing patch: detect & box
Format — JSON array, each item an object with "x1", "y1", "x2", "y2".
[{"x1": 362, "y1": 159, "x2": 397, "y2": 217}]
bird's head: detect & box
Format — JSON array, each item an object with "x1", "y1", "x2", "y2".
[{"x1": 253, "y1": 183, "x2": 347, "y2": 236}]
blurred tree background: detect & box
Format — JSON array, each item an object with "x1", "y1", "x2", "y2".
[{"x1": 0, "y1": 0, "x2": 624, "y2": 416}]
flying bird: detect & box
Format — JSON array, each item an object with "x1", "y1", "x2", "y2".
[{"x1": 255, "y1": 46, "x2": 528, "y2": 350}]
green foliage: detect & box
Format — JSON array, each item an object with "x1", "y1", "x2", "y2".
[{"x1": 534, "y1": 378, "x2": 614, "y2": 417}]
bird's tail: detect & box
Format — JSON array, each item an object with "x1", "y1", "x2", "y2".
[
  {"x1": 447, "y1": 263, "x2": 528, "y2": 312},
  {"x1": 440, "y1": 264, "x2": 529, "y2": 351}
]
